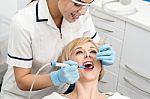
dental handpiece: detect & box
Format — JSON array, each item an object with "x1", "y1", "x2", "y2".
[{"x1": 51, "y1": 61, "x2": 86, "y2": 68}]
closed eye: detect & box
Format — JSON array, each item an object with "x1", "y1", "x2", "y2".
[
  {"x1": 75, "y1": 50, "x2": 83, "y2": 55},
  {"x1": 74, "y1": 3, "x2": 83, "y2": 7},
  {"x1": 90, "y1": 50, "x2": 97, "y2": 54}
]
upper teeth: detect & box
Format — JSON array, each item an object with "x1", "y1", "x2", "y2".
[{"x1": 84, "y1": 62, "x2": 92, "y2": 66}]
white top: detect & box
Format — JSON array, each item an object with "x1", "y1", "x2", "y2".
[
  {"x1": 43, "y1": 92, "x2": 130, "y2": 99},
  {"x1": 1, "y1": 0, "x2": 99, "y2": 99}
]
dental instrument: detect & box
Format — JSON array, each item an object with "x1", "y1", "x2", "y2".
[{"x1": 51, "y1": 61, "x2": 87, "y2": 68}]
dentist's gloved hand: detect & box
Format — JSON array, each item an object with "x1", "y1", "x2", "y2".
[
  {"x1": 50, "y1": 60, "x2": 79, "y2": 86},
  {"x1": 96, "y1": 44, "x2": 115, "y2": 65}
]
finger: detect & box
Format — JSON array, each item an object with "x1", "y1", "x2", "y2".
[
  {"x1": 63, "y1": 66, "x2": 78, "y2": 72},
  {"x1": 69, "y1": 73, "x2": 79, "y2": 79},
  {"x1": 64, "y1": 60, "x2": 78, "y2": 66},
  {"x1": 99, "y1": 44, "x2": 112, "y2": 52},
  {"x1": 102, "y1": 60, "x2": 114, "y2": 65},
  {"x1": 69, "y1": 75, "x2": 79, "y2": 84},
  {"x1": 97, "y1": 50, "x2": 112, "y2": 56},
  {"x1": 66, "y1": 70, "x2": 79, "y2": 76},
  {"x1": 97, "y1": 55, "x2": 113, "y2": 60},
  {"x1": 65, "y1": 71, "x2": 79, "y2": 78},
  {"x1": 66, "y1": 72, "x2": 79, "y2": 81}
]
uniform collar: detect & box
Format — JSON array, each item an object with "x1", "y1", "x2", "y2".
[
  {"x1": 36, "y1": 0, "x2": 49, "y2": 22},
  {"x1": 36, "y1": 0, "x2": 60, "y2": 29}
]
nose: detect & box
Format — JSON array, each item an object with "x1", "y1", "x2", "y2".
[
  {"x1": 84, "y1": 52, "x2": 91, "y2": 58},
  {"x1": 77, "y1": 6, "x2": 87, "y2": 15}
]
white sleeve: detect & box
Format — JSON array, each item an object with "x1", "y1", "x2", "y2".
[
  {"x1": 7, "y1": 15, "x2": 33, "y2": 68},
  {"x1": 107, "y1": 92, "x2": 130, "y2": 99},
  {"x1": 42, "y1": 92, "x2": 68, "y2": 99},
  {"x1": 81, "y1": 10, "x2": 100, "y2": 42}
]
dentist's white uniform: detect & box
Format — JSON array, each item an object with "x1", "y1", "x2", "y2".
[{"x1": 0, "y1": 0, "x2": 99, "y2": 99}]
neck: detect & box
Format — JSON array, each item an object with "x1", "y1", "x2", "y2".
[
  {"x1": 47, "y1": 0, "x2": 63, "y2": 28},
  {"x1": 65, "y1": 80, "x2": 105, "y2": 99}
]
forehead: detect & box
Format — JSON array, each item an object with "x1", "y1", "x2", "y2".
[{"x1": 74, "y1": 42, "x2": 97, "y2": 50}]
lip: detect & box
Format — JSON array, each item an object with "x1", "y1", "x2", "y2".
[
  {"x1": 71, "y1": 13, "x2": 80, "y2": 20},
  {"x1": 73, "y1": 15, "x2": 79, "y2": 20}
]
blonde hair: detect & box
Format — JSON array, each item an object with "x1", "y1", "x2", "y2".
[{"x1": 58, "y1": 37, "x2": 104, "y2": 80}]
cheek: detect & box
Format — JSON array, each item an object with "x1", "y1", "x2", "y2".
[
  {"x1": 71, "y1": 56, "x2": 83, "y2": 65},
  {"x1": 71, "y1": 57, "x2": 80, "y2": 62},
  {"x1": 91, "y1": 55, "x2": 97, "y2": 60},
  {"x1": 58, "y1": 1, "x2": 68, "y2": 14},
  {"x1": 95, "y1": 61, "x2": 102, "y2": 70},
  {"x1": 58, "y1": 1, "x2": 74, "y2": 14}
]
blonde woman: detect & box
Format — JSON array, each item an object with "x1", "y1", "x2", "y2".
[{"x1": 43, "y1": 37, "x2": 129, "y2": 99}]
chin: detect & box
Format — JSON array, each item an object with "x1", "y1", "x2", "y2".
[
  {"x1": 65, "y1": 16, "x2": 76, "y2": 23},
  {"x1": 68, "y1": 19, "x2": 76, "y2": 23},
  {"x1": 84, "y1": 78, "x2": 98, "y2": 82},
  {"x1": 81, "y1": 75, "x2": 98, "y2": 81}
]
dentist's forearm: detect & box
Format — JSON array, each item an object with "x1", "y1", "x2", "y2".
[{"x1": 14, "y1": 67, "x2": 54, "y2": 91}]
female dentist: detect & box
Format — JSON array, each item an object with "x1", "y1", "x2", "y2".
[{"x1": 1, "y1": 0, "x2": 115, "y2": 99}]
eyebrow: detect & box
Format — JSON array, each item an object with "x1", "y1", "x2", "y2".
[
  {"x1": 74, "y1": 46, "x2": 97, "y2": 51},
  {"x1": 71, "y1": 46, "x2": 97, "y2": 55}
]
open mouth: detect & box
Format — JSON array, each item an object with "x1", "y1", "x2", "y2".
[{"x1": 83, "y1": 62, "x2": 94, "y2": 69}]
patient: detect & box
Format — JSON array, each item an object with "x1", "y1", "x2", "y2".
[{"x1": 43, "y1": 37, "x2": 129, "y2": 99}]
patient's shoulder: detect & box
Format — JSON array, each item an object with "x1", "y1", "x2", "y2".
[
  {"x1": 42, "y1": 92, "x2": 69, "y2": 99},
  {"x1": 104, "y1": 92, "x2": 130, "y2": 99}
]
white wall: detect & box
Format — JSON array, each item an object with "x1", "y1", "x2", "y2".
[
  {"x1": 0, "y1": 0, "x2": 18, "y2": 18},
  {"x1": 17, "y1": 0, "x2": 31, "y2": 10}
]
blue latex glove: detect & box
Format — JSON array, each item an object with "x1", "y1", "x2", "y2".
[
  {"x1": 50, "y1": 60, "x2": 79, "y2": 86},
  {"x1": 96, "y1": 44, "x2": 115, "y2": 65}
]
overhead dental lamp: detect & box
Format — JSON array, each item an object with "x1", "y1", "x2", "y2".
[{"x1": 101, "y1": 0, "x2": 139, "y2": 15}]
